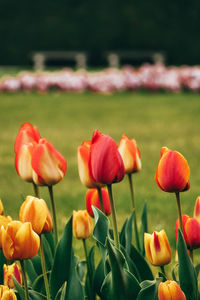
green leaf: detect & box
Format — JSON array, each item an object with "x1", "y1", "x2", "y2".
[
  {"x1": 85, "y1": 246, "x2": 96, "y2": 300},
  {"x1": 171, "y1": 263, "x2": 178, "y2": 282},
  {"x1": 41, "y1": 234, "x2": 53, "y2": 270},
  {"x1": 29, "y1": 290, "x2": 46, "y2": 300},
  {"x1": 119, "y1": 213, "x2": 133, "y2": 256},
  {"x1": 0, "y1": 249, "x2": 7, "y2": 284},
  {"x1": 177, "y1": 228, "x2": 199, "y2": 300},
  {"x1": 136, "y1": 279, "x2": 158, "y2": 300},
  {"x1": 93, "y1": 206, "x2": 110, "y2": 246},
  {"x1": 60, "y1": 282, "x2": 67, "y2": 300},
  {"x1": 93, "y1": 259, "x2": 105, "y2": 298},
  {"x1": 101, "y1": 238, "x2": 141, "y2": 300},
  {"x1": 76, "y1": 260, "x2": 86, "y2": 282},
  {"x1": 43, "y1": 232, "x2": 55, "y2": 256},
  {"x1": 140, "y1": 202, "x2": 148, "y2": 257},
  {"x1": 130, "y1": 244, "x2": 154, "y2": 281},
  {"x1": 32, "y1": 273, "x2": 46, "y2": 294},
  {"x1": 24, "y1": 259, "x2": 39, "y2": 284},
  {"x1": 50, "y1": 216, "x2": 73, "y2": 298},
  {"x1": 13, "y1": 275, "x2": 26, "y2": 300},
  {"x1": 29, "y1": 255, "x2": 42, "y2": 276},
  {"x1": 120, "y1": 246, "x2": 141, "y2": 282}
]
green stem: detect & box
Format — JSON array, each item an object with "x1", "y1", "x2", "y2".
[
  {"x1": 82, "y1": 239, "x2": 92, "y2": 287},
  {"x1": 40, "y1": 235, "x2": 51, "y2": 300},
  {"x1": 20, "y1": 260, "x2": 29, "y2": 300},
  {"x1": 175, "y1": 192, "x2": 183, "y2": 233},
  {"x1": 48, "y1": 186, "x2": 58, "y2": 245},
  {"x1": 107, "y1": 184, "x2": 120, "y2": 249},
  {"x1": 128, "y1": 173, "x2": 141, "y2": 252},
  {"x1": 33, "y1": 183, "x2": 39, "y2": 198},
  {"x1": 97, "y1": 187, "x2": 104, "y2": 213},
  {"x1": 190, "y1": 249, "x2": 193, "y2": 262},
  {"x1": 160, "y1": 265, "x2": 166, "y2": 276}
]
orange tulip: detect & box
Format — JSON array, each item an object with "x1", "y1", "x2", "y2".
[
  {"x1": 118, "y1": 134, "x2": 141, "y2": 174},
  {"x1": 144, "y1": 230, "x2": 171, "y2": 266},
  {"x1": 155, "y1": 147, "x2": 190, "y2": 193},
  {"x1": 89, "y1": 130, "x2": 125, "y2": 185},
  {"x1": 77, "y1": 140, "x2": 102, "y2": 188},
  {"x1": 0, "y1": 285, "x2": 17, "y2": 300},
  {"x1": 14, "y1": 122, "x2": 40, "y2": 154},
  {"x1": 0, "y1": 200, "x2": 4, "y2": 215},
  {"x1": 194, "y1": 196, "x2": 200, "y2": 223},
  {"x1": 1, "y1": 221, "x2": 40, "y2": 260},
  {"x1": 158, "y1": 281, "x2": 186, "y2": 300},
  {"x1": 31, "y1": 138, "x2": 67, "y2": 186},
  {"x1": 73, "y1": 210, "x2": 93, "y2": 239},
  {"x1": 19, "y1": 196, "x2": 53, "y2": 235},
  {"x1": 3, "y1": 263, "x2": 22, "y2": 289},
  {"x1": 86, "y1": 188, "x2": 111, "y2": 217},
  {"x1": 175, "y1": 214, "x2": 200, "y2": 250},
  {"x1": 0, "y1": 216, "x2": 12, "y2": 248},
  {"x1": 15, "y1": 142, "x2": 36, "y2": 183}
]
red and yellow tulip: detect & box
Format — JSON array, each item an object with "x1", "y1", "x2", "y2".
[
  {"x1": 73, "y1": 210, "x2": 93, "y2": 240},
  {"x1": 144, "y1": 230, "x2": 171, "y2": 266},
  {"x1": 194, "y1": 196, "x2": 200, "y2": 223},
  {"x1": 155, "y1": 147, "x2": 190, "y2": 193},
  {"x1": 158, "y1": 280, "x2": 186, "y2": 300},
  {"x1": 3, "y1": 263, "x2": 22, "y2": 289},
  {"x1": 0, "y1": 285, "x2": 17, "y2": 300},
  {"x1": 118, "y1": 134, "x2": 141, "y2": 174},
  {"x1": 86, "y1": 188, "x2": 111, "y2": 217}
]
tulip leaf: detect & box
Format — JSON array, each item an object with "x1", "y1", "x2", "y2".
[
  {"x1": 93, "y1": 206, "x2": 110, "y2": 246},
  {"x1": 136, "y1": 279, "x2": 158, "y2": 300},
  {"x1": 30, "y1": 255, "x2": 42, "y2": 276},
  {"x1": 130, "y1": 244, "x2": 154, "y2": 281},
  {"x1": 120, "y1": 246, "x2": 142, "y2": 282},
  {"x1": 93, "y1": 259, "x2": 105, "y2": 298},
  {"x1": 24, "y1": 259, "x2": 39, "y2": 284},
  {"x1": 177, "y1": 229, "x2": 199, "y2": 300},
  {"x1": 101, "y1": 238, "x2": 141, "y2": 300},
  {"x1": 50, "y1": 216, "x2": 73, "y2": 298},
  {"x1": 29, "y1": 290, "x2": 46, "y2": 300},
  {"x1": 13, "y1": 275, "x2": 26, "y2": 300},
  {"x1": 171, "y1": 263, "x2": 178, "y2": 282},
  {"x1": 85, "y1": 246, "x2": 96, "y2": 300},
  {"x1": 32, "y1": 273, "x2": 46, "y2": 294},
  {"x1": 0, "y1": 249, "x2": 7, "y2": 284},
  {"x1": 140, "y1": 202, "x2": 148, "y2": 256},
  {"x1": 119, "y1": 213, "x2": 133, "y2": 256},
  {"x1": 76, "y1": 260, "x2": 86, "y2": 282},
  {"x1": 43, "y1": 231, "x2": 55, "y2": 256},
  {"x1": 60, "y1": 282, "x2": 67, "y2": 300}
]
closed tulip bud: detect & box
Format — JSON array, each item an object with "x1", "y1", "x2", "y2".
[
  {"x1": 15, "y1": 142, "x2": 36, "y2": 183},
  {"x1": 86, "y1": 188, "x2": 111, "y2": 217},
  {"x1": 3, "y1": 263, "x2": 22, "y2": 289},
  {"x1": 73, "y1": 210, "x2": 93, "y2": 239},
  {"x1": 0, "y1": 216, "x2": 12, "y2": 248},
  {"x1": 175, "y1": 214, "x2": 200, "y2": 250},
  {"x1": 0, "y1": 200, "x2": 4, "y2": 215},
  {"x1": 19, "y1": 195, "x2": 53, "y2": 235},
  {"x1": 194, "y1": 196, "x2": 200, "y2": 223},
  {"x1": 158, "y1": 280, "x2": 186, "y2": 300},
  {"x1": 89, "y1": 130, "x2": 125, "y2": 185},
  {"x1": 155, "y1": 147, "x2": 190, "y2": 193},
  {"x1": 77, "y1": 140, "x2": 102, "y2": 188},
  {"x1": 0, "y1": 285, "x2": 17, "y2": 300},
  {"x1": 118, "y1": 134, "x2": 141, "y2": 174},
  {"x1": 14, "y1": 122, "x2": 40, "y2": 154},
  {"x1": 1, "y1": 221, "x2": 40, "y2": 260},
  {"x1": 31, "y1": 138, "x2": 67, "y2": 186},
  {"x1": 144, "y1": 230, "x2": 171, "y2": 266}
]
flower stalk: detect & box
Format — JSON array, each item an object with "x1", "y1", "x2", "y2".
[
  {"x1": 20, "y1": 260, "x2": 29, "y2": 300},
  {"x1": 40, "y1": 235, "x2": 51, "y2": 300},
  {"x1": 48, "y1": 186, "x2": 58, "y2": 245},
  {"x1": 175, "y1": 192, "x2": 183, "y2": 233}
]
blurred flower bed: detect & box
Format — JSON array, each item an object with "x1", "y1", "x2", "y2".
[{"x1": 1, "y1": 63, "x2": 200, "y2": 93}]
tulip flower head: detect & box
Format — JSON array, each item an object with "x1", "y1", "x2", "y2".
[
  {"x1": 0, "y1": 285, "x2": 17, "y2": 300},
  {"x1": 158, "y1": 280, "x2": 186, "y2": 300},
  {"x1": 86, "y1": 188, "x2": 111, "y2": 217},
  {"x1": 77, "y1": 140, "x2": 102, "y2": 188},
  {"x1": 73, "y1": 210, "x2": 93, "y2": 239},
  {"x1": 175, "y1": 214, "x2": 200, "y2": 250},
  {"x1": 19, "y1": 195, "x2": 53, "y2": 235},
  {"x1": 31, "y1": 138, "x2": 67, "y2": 186},
  {"x1": 194, "y1": 196, "x2": 200, "y2": 223},
  {"x1": 14, "y1": 122, "x2": 40, "y2": 154},
  {"x1": 118, "y1": 134, "x2": 141, "y2": 174},
  {"x1": 0, "y1": 216, "x2": 12, "y2": 248},
  {"x1": 155, "y1": 147, "x2": 190, "y2": 193},
  {"x1": 3, "y1": 263, "x2": 22, "y2": 289},
  {"x1": 1, "y1": 221, "x2": 40, "y2": 260},
  {"x1": 144, "y1": 230, "x2": 171, "y2": 266},
  {"x1": 89, "y1": 130, "x2": 125, "y2": 185}
]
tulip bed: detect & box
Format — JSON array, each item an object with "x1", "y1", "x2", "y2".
[{"x1": 0, "y1": 91, "x2": 200, "y2": 299}]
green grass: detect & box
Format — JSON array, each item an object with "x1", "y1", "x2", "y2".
[{"x1": 0, "y1": 90, "x2": 200, "y2": 256}]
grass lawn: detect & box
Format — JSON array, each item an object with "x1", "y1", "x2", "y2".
[{"x1": 0, "y1": 90, "x2": 200, "y2": 260}]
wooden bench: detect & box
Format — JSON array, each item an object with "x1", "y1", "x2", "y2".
[{"x1": 32, "y1": 51, "x2": 88, "y2": 70}]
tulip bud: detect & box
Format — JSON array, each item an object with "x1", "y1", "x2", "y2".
[
  {"x1": 0, "y1": 216, "x2": 12, "y2": 248},
  {"x1": 155, "y1": 147, "x2": 190, "y2": 193},
  {"x1": 14, "y1": 122, "x2": 40, "y2": 154},
  {"x1": 3, "y1": 263, "x2": 22, "y2": 289},
  {"x1": 19, "y1": 195, "x2": 53, "y2": 235},
  {"x1": 175, "y1": 214, "x2": 200, "y2": 250},
  {"x1": 77, "y1": 140, "x2": 102, "y2": 188},
  {"x1": 89, "y1": 130, "x2": 125, "y2": 185},
  {"x1": 0, "y1": 285, "x2": 17, "y2": 300},
  {"x1": 194, "y1": 196, "x2": 200, "y2": 223},
  {"x1": 144, "y1": 230, "x2": 171, "y2": 266},
  {"x1": 31, "y1": 138, "x2": 67, "y2": 186},
  {"x1": 73, "y1": 210, "x2": 93, "y2": 239},
  {"x1": 86, "y1": 188, "x2": 111, "y2": 217},
  {"x1": 1, "y1": 221, "x2": 40, "y2": 260},
  {"x1": 0, "y1": 200, "x2": 4, "y2": 215},
  {"x1": 158, "y1": 280, "x2": 186, "y2": 300},
  {"x1": 118, "y1": 134, "x2": 141, "y2": 174}
]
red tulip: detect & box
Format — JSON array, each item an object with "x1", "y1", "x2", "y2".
[
  {"x1": 155, "y1": 147, "x2": 190, "y2": 193},
  {"x1": 86, "y1": 188, "x2": 111, "y2": 217},
  {"x1": 118, "y1": 134, "x2": 141, "y2": 174},
  {"x1": 193, "y1": 196, "x2": 200, "y2": 223},
  {"x1": 31, "y1": 138, "x2": 66, "y2": 186},
  {"x1": 14, "y1": 122, "x2": 40, "y2": 154},
  {"x1": 175, "y1": 214, "x2": 200, "y2": 250},
  {"x1": 89, "y1": 130, "x2": 125, "y2": 185}
]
